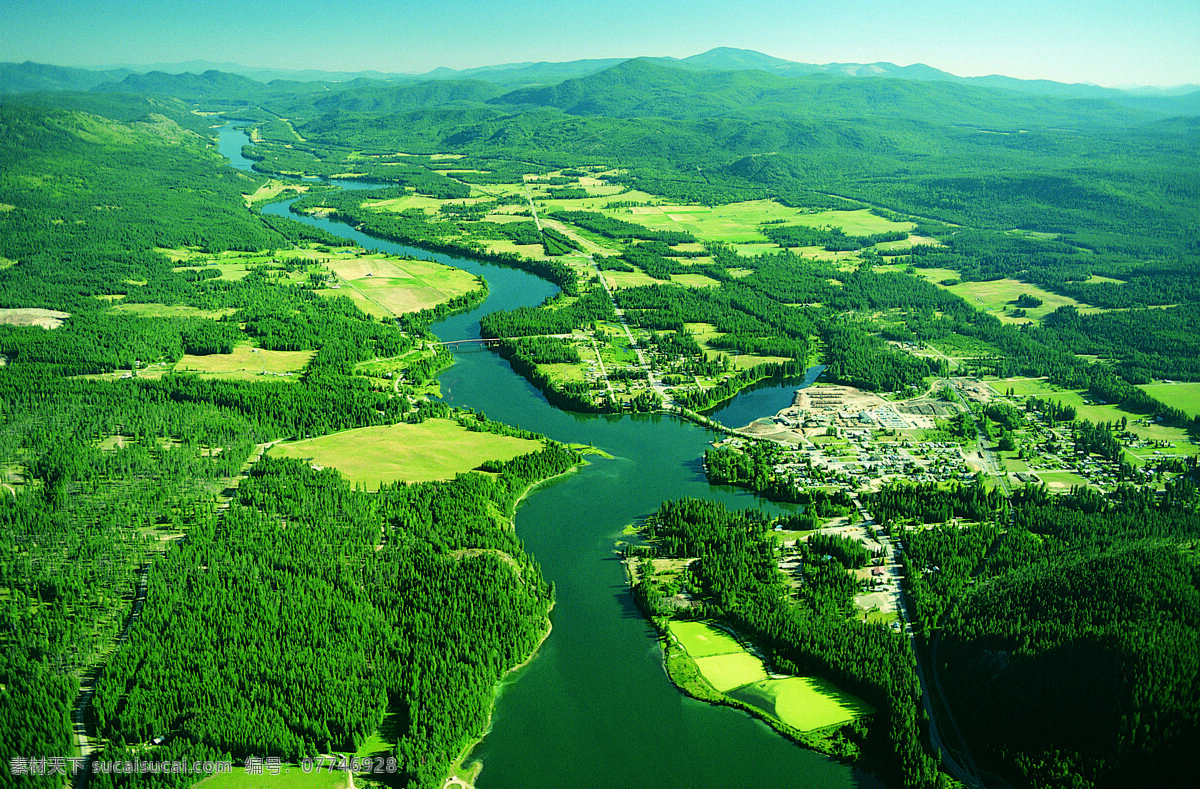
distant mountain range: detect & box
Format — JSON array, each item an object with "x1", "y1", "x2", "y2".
[{"x1": 2, "y1": 48, "x2": 1197, "y2": 115}]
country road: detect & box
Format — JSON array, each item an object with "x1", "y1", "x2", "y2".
[{"x1": 852, "y1": 495, "x2": 986, "y2": 789}]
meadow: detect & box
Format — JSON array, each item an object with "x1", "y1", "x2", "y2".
[
  {"x1": 901, "y1": 266, "x2": 1101, "y2": 324},
  {"x1": 1135, "y1": 382, "x2": 1200, "y2": 419},
  {"x1": 268, "y1": 419, "x2": 544, "y2": 487},
  {"x1": 174, "y1": 345, "x2": 315, "y2": 381}
]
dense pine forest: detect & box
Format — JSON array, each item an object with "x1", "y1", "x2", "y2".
[
  {"x1": 0, "y1": 92, "x2": 578, "y2": 789},
  {"x1": 1, "y1": 49, "x2": 1198, "y2": 789}
]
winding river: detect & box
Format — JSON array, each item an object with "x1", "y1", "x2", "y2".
[{"x1": 219, "y1": 125, "x2": 875, "y2": 788}]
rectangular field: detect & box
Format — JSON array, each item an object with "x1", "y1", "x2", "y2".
[
  {"x1": 666, "y1": 620, "x2": 743, "y2": 657},
  {"x1": 626, "y1": 201, "x2": 911, "y2": 245},
  {"x1": 269, "y1": 419, "x2": 544, "y2": 488},
  {"x1": 693, "y1": 652, "x2": 771, "y2": 692}
]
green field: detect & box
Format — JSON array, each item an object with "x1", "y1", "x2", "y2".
[
  {"x1": 993, "y1": 378, "x2": 1200, "y2": 460},
  {"x1": 1035, "y1": 470, "x2": 1091, "y2": 490},
  {"x1": 269, "y1": 418, "x2": 544, "y2": 488},
  {"x1": 622, "y1": 201, "x2": 911, "y2": 246},
  {"x1": 729, "y1": 677, "x2": 875, "y2": 732},
  {"x1": 195, "y1": 766, "x2": 347, "y2": 789},
  {"x1": 903, "y1": 267, "x2": 1100, "y2": 323},
  {"x1": 1136, "y1": 382, "x2": 1200, "y2": 419},
  {"x1": 666, "y1": 620, "x2": 743, "y2": 657},
  {"x1": 692, "y1": 652, "x2": 771, "y2": 692}
]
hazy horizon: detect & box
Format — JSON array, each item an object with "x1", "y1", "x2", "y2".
[{"x1": 3, "y1": 0, "x2": 1199, "y2": 89}]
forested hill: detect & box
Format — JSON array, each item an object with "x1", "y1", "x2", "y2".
[{"x1": 491, "y1": 58, "x2": 1156, "y2": 127}]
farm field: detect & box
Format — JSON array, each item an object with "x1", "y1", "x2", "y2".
[
  {"x1": 317, "y1": 254, "x2": 482, "y2": 318},
  {"x1": 729, "y1": 677, "x2": 875, "y2": 732},
  {"x1": 269, "y1": 419, "x2": 544, "y2": 487},
  {"x1": 693, "y1": 652, "x2": 771, "y2": 692},
  {"x1": 624, "y1": 201, "x2": 912, "y2": 246},
  {"x1": 174, "y1": 345, "x2": 314, "y2": 381}
]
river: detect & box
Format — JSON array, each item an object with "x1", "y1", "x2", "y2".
[{"x1": 219, "y1": 124, "x2": 875, "y2": 788}]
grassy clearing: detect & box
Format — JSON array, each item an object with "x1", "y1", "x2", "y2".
[
  {"x1": 693, "y1": 652, "x2": 771, "y2": 692},
  {"x1": 904, "y1": 267, "x2": 1101, "y2": 323},
  {"x1": 729, "y1": 677, "x2": 875, "y2": 732},
  {"x1": 684, "y1": 322, "x2": 791, "y2": 370},
  {"x1": 109, "y1": 303, "x2": 236, "y2": 320},
  {"x1": 269, "y1": 419, "x2": 544, "y2": 488},
  {"x1": 195, "y1": 767, "x2": 346, "y2": 789},
  {"x1": 667, "y1": 620, "x2": 743, "y2": 657},
  {"x1": 622, "y1": 201, "x2": 912, "y2": 247},
  {"x1": 1136, "y1": 382, "x2": 1200, "y2": 419},
  {"x1": 0, "y1": 308, "x2": 70, "y2": 329},
  {"x1": 244, "y1": 179, "x2": 308, "y2": 207},
  {"x1": 174, "y1": 345, "x2": 314, "y2": 381}
]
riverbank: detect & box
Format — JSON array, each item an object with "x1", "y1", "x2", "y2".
[
  {"x1": 442, "y1": 448, "x2": 589, "y2": 789},
  {"x1": 444, "y1": 606, "x2": 555, "y2": 789}
]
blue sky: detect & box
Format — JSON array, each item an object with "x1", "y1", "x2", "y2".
[{"x1": 3, "y1": 0, "x2": 1198, "y2": 87}]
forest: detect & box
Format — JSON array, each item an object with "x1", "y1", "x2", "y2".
[{"x1": 0, "y1": 93, "x2": 580, "y2": 789}]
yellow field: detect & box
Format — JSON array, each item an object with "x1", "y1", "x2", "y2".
[
  {"x1": 693, "y1": 653, "x2": 771, "y2": 692},
  {"x1": 269, "y1": 419, "x2": 545, "y2": 488},
  {"x1": 667, "y1": 620, "x2": 743, "y2": 657},
  {"x1": 174, "y1": 345, "x2": 314, "y2": 381},
  {"x1": 318, "y1": 255, "x2": 481, "y2": 318}
]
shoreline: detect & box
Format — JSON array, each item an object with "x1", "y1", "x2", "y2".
[
  {"x1": 441, "y1": 453, "x2": 586, "y2": 788},
  {"x1": 444, "y1": 607, "x2": 554, "y2": 789}
]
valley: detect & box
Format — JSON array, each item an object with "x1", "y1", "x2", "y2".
[{"x1": 1, "y1": 48, "x2": 1198, "y2": 789}]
